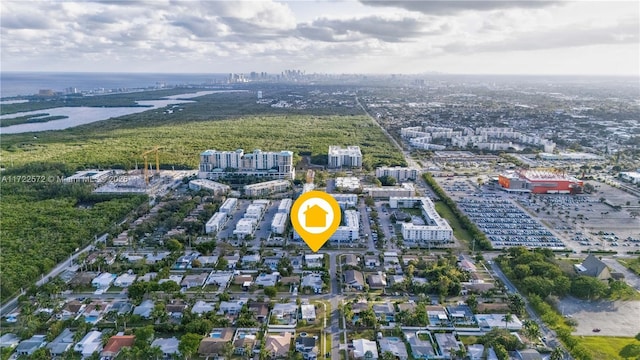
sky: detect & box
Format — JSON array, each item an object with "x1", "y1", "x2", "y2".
[{"x1": 1, "y1": 0, "x2": 638, "y2": 75}]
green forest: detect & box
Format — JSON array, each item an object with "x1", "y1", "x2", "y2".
[{"x1": 0, "y1": 164, "x2": 146, "y2": 301}]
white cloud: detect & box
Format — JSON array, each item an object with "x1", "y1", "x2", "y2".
[{"x1": 0, "y1": 0, "x2": 637, "y2": 75}]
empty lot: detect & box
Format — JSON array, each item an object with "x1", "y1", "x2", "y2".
[{"x1": 559, "y1": 297, "x2": 640, "y2": 337}]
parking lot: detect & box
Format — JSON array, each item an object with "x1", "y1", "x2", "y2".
[
  {"x1": 558, "y1": 298, "x2": 640, "y2": 337},
  {"x1": 457, "y1": 197, "x2": 564, "y2": 249},
  {"x1": 516, "y1": 183, "x2": 640, "y2": 253}
]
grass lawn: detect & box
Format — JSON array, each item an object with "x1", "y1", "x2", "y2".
[
  {"x1": 618, "y1": 257, "x2": 640, "y2": 276},
  {"x1": 349, "y1": 329, "x2": 376, "y2": 342},
  {"x1": 579, "y1": 336, "x2": 640, "y2": 360},
  {"x1": 434, "y1": 202, "x2": 473, "y2": 244}
]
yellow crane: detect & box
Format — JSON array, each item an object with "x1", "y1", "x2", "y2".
[{"x1": 142, "y1": 146, "x2": 161, "y2": 185}]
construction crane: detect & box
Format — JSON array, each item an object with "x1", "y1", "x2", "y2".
[{"x1": 142, "y1": 146, "x2": 161, "y2": 185}]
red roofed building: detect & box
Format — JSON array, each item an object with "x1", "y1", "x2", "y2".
[
  {"x1": 101, "y1": 334, "x2": 135, "y2": 359},
  {"x1": 498, "y1": 169, "x2": 583, "y2": 194}
]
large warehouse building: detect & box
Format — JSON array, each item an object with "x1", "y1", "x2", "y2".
[{"x1": 498, "y1": 169, "x2": 583, "y2": 194}]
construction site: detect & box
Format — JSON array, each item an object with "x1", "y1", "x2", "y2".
[{"x1": 86, "y1": 147, "x2": 195, "y2": 195}]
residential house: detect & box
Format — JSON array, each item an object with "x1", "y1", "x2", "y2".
[
  {"x1": 264, "y1": 255, "x2": 283, "y2": 270},
  {"x1": 295, "y1": 335, "x2": 317, "y2": 359},
  {"x1": 290, "y1": 256, "x2": 304, "y2": 270},
  {"x1": 476, "y1": 314, "x2": 523, "y2": 331},
  {"x1": 133, "y1": 299, "x2": 154, "y2": 318},
  {"x1": 109, "y1": 301, "x2": 133, "y2": 316},
  {"x1": 379, "y1": 337, "x2": 408, "y2": 360},
  {"x1": 343, "y1": 254, "x2": 360, "y2": 268},
  {"x1": 233, "y1": 329, "x2": 259, "y2": 356},
  {"x1": 166, "y1": 300, "x2": 188, "y2": 319},
  {"x1": 191, "y1": 301, "x2": 216, "y2": 316},
  {"x1": 372, "y1": 302, "x2": 395, "y2": 321},
  {"x1": 219, "y1": 299, "x2": 247, "y2": 315},
  {"x1": 159, "y1": 274, "x2": 183, "y2": 285},
  {"x1": 305, "y1": 254, "x2": 324, "y2": 268},
  {"x1": 468, "y1": 344, "x2": 485, "y2": 360},
  {"x1": 270, "y1": 302, "x2": 298, "y2": 327},
  {"x1": 198, "y1": 328, "x2": 235, "y2": 358},
  {"x1": 58, "y1": 300, "x2": 84, "y2": 320},
  {"x1": 367, "y1": 272, "x2": 387, "y2": 289},
  {"x1": 516, "y1": 349, "x2": 543, "y2": 360},
  {"x1": 206, "y1": 271, "x2": 233, "y2": 288},
  {"x1": 446, "y1": 304, "x2": 474, "y2": 324},
  {"x1": 233, "y1": 274, "x2": 254, "y2": 286},
  {"x1": 352, "y1": 339, "x2": 378, "y2": 359},
  {"x1": 364, "y1": 256, "x2": 380, "y2": 268},
  {"x1": 181, "y1": 273, "x2": 209, "y2": 289},
  {"x1": 151, "y1": 337, "x2": 180, "y2": 359},
  {"x1": 174, "y1": 252, "x2": 200, "y2": 270},
  {"x1": 0, "y1": 334, "x2": 20, "y2": 349},
  {"x1": 249, "y1": 302, "x2": 270, "y2": 323},
  {"x1": 301, "y1": 273, "x2": 324, "y2": 293},
  {"x1": 15, "y1": 335, "x2": 46, "y2": 357},
  {"x1": 426, "y1": 305, "x2": 449, "y2": 326},
  {"x1": 91, "y1": 272, "x2": 115, "y2": 289},
  {"x1": 300, "y1": 304, "x2": 316, "y2": 323},
  {"x1": 113, "y1": 273, "x2": 137, "y2": 287},
  {"x1": 255, "y1": 272, "x2": 279, "y2": 287},
  {"x1": 388, "y1": 274, "x2": 405, "y2": 287},
  {"x1": 101, "y1": 334, "x2": 135, "y2": 359},
  {"x1": 241, "y1": 254, "x2": 261, "y2": 268},
  {"x1": 74, "y1": 330, "x2": 103, "y2": 358},
  {"x1": 280, "y1": 276, "x2": 300, "y2": 287},
  {"x1": 197, "y1": 255, "x2": 219, "y2": 267},
  {"x1": 401, "y1": 255, "x2": 419, "y2": 266},
  {"x1": 576, "y1": 254, "x2": 611, "y2": 280},
  {"x1": 137, "y1": 272, "x2": 158, "y2": 282},
  {"x1": 433, "y1": 333, "x2": 462, "y2": 360},
  {"x1": 344, "y1": 270, "x2": 365, "y2": 290},
  {"x1": 264, "y1": 332, "x2": 292, "y2": 359},
  {"x1": 224, "y1": 254, "x2": 240, "y2": 269},
  {"x1": 406, "y1": 332, "x2": 435, "y2": 359}
]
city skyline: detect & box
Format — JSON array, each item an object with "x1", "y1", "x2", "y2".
[{"x1": 1, "y1": 0, "x2": 638, "y2": 76}]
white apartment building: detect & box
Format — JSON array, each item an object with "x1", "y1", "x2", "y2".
[
  {"x1": 245, "y1": 204, "x2": 267, "y2": 220},
  {"x1": 375, "y1": 167, "x2": 419, "y2": 182},
  {"x1": 331, "y1": 193, "x2": 358, "y2": 208},
  {"x1": 389, "y1": 197, "x2": 453, "y2": 244},
  {"x1": 244, "y1": 179, "x2": 290, "y2": 197},
  {"x1": 271, "y1": 212, "x2": 288, "y2": 234},
  {"x1": 199, "y1": 149, "x2": 295, "y2": 179},
  {"x1": 219, "y1": 198, "x2": 238, "y2": 214},
  {"x1": 365, "y1": 183, "x2": 415, "y2": 199},
  {"x1": 330, "y1": 209, "x2": 360, "y2": 243},
  {"x1": 188, "y1": 179, "x2": 231, "y2": 195},
  {"x1": 278, "y1": 198, "x2": 292, "y2": 213},
  {"x1": 293, "y1": 209, "x2": 360, "y2": 243},
  {"x1": 328, "y1": 146, "x2": 362, "y2": 168},
  {"x1": 233, "y1": 218, "x2": 258, "y2": 238},
  {"x1": 205, "y1": 212, "x2": 228, "y2": 234}
]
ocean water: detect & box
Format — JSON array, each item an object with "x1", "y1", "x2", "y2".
[{"x1": 0, "y1": 72, "x2": 228, "y2": 98}]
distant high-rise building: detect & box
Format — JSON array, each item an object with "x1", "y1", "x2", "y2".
[
  {"x1": 257, "y1": 91, "x2": 263, "y2": 99},
  {"x1": 328, "y1": 146, "x2": 362, "y2": 168},
  {"x1": 199, "y1": 149, "x2": 294, "y2": 179}
]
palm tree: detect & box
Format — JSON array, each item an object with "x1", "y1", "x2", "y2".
[
  {"x1": 550, "y1": 347, "x2": 564, "y2": 360},
  {"x1": 502, "y1": 313, "x2": 513, "y2": 330}
]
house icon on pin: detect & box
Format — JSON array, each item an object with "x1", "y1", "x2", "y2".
[{"x1": 304, "y1": 205, "x2": 328, "y2": 227}]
